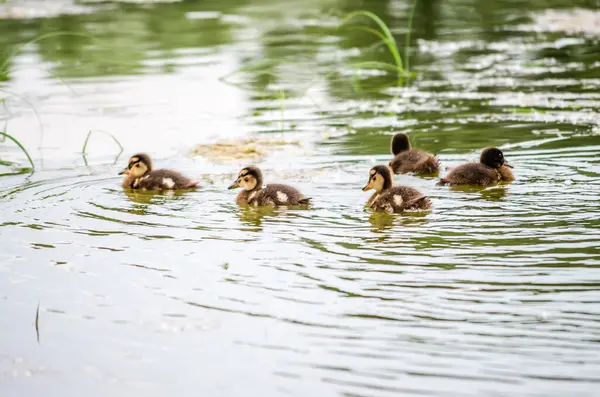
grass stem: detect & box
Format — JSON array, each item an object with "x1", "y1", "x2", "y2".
[
  {"x1": 35, "y1": 301, "x2": 40, "y2": 344},
  {"x1": 341, "y1": 10, "x2": 405, "y2": 77},
  {"x1": 82, "y1": 129, "x2": 124, "y2": 155},
  {"x1": 0, "y1": 131, "x2": 35, "y2": 170}
]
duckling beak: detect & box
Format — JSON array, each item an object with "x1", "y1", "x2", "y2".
[
  {"x1": 362, "y1": 181, "x2": 374, "y2": 191},
  {"x1": 228, "y1": 181, "x2": 240, "y2": 190},
  {"x1": 119, "y1": 169, "x2": 130, "y2": 175},
  {"x1": 504, "y1": 162, "x2": 514, "y2": 169}
]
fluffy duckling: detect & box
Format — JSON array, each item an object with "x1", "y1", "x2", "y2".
[
  {"x1": 389, "y1": 133, "x2": 439, "y2": 175},
  {"x1": 228, "y1": 166, "x2": 310, "y2": 207},
  {"x1": 119, "y1": 153, "x2": 200, "y2": 190},
  {"x1": 438, "y1": 147, "x2": 514, "y2": 186},
  {"x1": 363, "y1": 165, "x2": 431, "y2": 213}
]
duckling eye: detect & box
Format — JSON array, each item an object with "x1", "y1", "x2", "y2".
[{"x1": 244, "y1": 177, "x2": 249, "y2": 182}]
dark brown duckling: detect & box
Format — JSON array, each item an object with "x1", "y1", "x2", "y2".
[
  {"x1": 228, "y1": 166, "x2": 310, "y2": 207},
  {"x1": 389, "y1": 133, "x2": 439, "y2": 175},
  {"x1": 363, "y1": 165, "x2": 431, "y2": 213},
  {"x1": 437, "y1": 147, "x2": 515, "y2": 186},
  {"x1": 119, "y1": 153, "x2": 200, "y2": 190}
]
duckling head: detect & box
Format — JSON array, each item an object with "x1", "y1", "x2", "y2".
[
  {"x1": 391, "y1": 133, "x2": 411, "y2": 155},
  {"x1": 229, "y1": 166, "x2": 263, "y2": 191},
  {"x1": 480, "y1": 147, "x2": 512, "y2": 169},
  {"x1": 119, "y1": 153, "x2": 152, "y2": 178},
  {"x1": 363, "y1": 165, "x2": 393, "y2": 192}
]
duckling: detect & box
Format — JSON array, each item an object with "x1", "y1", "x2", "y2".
[
  {"x1": 228, "y1": 166, "x2": 310, "y2": 207},
  {"x1": 389, "y1": 133, "x2": 439, "y2": 175},
  {"x1": 437, "y1": 147, "x2": 514, "y2": 186},
  {"x1": 363, "y1": 165, "x2": 431, "y2": 213},
  {"x1": 119, "y1": 153, "x2": 200, "y2": 190}
]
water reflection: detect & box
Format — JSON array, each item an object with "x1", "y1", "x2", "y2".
[
  {"x1": 368, "y1": 210, "x2": 430, "y2": 232},
  {"x1": 235, "y1": 205, "x2": 277, "y2": 228},
  {"x1": 479, "y1": 185, "x2": 509, "y2": 200},
  {"x1": 445, "y1": 183, "x2": 510, "y2": 200},
  {"x1": 122, "y1": 188, "x2": 192, "y2": 204},
  {"x1": 1, "y1": 0, "x2": 600, "y2": 396}
]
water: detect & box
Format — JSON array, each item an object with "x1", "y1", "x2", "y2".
[{"x1": 1, "y1": 0, "x2": 600, "y2": 395}]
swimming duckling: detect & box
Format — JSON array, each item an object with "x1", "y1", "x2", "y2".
[
  {"x1": 363, "y1": 165, "x2": 431, "y2": 213},
  {"x1": 389, "y1": 133, "x2": 439, "y2": 175},
  {"x1": 228, "y1": 166, "x2": 310, "y2": 207},
  {"x1": 119, "y1": 153, "x2": 200, "y2": 190},
  {"x1": 437, "y1": 147, "x2": 514, "y2": 186}
]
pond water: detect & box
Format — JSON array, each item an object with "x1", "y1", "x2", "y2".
[{"x1": 1, "y1": 0, "x2": 599, "y2": 396}]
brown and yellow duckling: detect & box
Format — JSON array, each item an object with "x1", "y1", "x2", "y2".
[
  {"x1": 389, "y1": 133, "x2": 439, "y2": 175},
  {"x1": 228, "y1": 166, "x2": 310, "y2": 207},
  {"x1": 363, "y1": 165, "x2": 431, "y2": 213},
  {"x1": 119, "y1": 153, "x2": 200, "y2": 190},
  {"x1": 438, "y1": 147, "x2": 514, "y2": 186}
]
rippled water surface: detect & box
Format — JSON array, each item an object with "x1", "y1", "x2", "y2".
[{"x1": 1, "y1": 0, "x2": 600, "y2": 396}]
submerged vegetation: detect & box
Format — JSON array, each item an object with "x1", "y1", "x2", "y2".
[{"x1": 192, "y1": 137, "x2": 303, "y2": 162}]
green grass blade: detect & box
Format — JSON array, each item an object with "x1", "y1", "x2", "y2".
[
  {"x1": 0, "y1": 117, "x2": 7, "y2": 143},
  {"x1": 0, "y1": 131, "x2": 35, "y2": 170},
  {"x1": 341, "y1": 10, "x2": 404, "y2": 73},
  {"x1": 348, "y1": 26, "x2": 389, "y2": 43}
]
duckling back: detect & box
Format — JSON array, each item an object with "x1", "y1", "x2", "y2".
[
  {"x1": 438, "y1": 163, "x2": 501, "y2": 186},
  {"x1": 134, "y1": 169, "x2": 200, "y2": 190},
  {"x1": 260, "y1": 184, "x2": 310, "y2": 206},
  {"x1": 245, "y1": 184, "x2": 310, "y2": 206},
  {"x1": 390, "y1": 151, "x2": 439, "y2": 174},
  {"x1": 370, "y1": 186, "x2": 431, "y2": 213}
]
